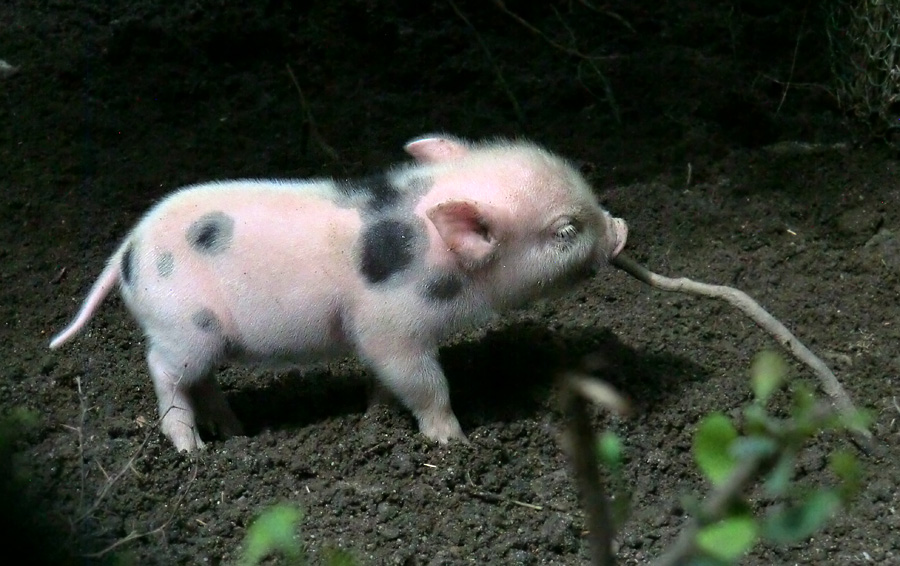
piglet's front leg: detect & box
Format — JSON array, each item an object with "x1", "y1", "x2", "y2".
[{"x1": 358, "y1": 337, "x2": 466, "y2": 443}]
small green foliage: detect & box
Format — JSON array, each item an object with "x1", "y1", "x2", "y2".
[
  {"x1": 696, "y1": 515, "x2": 759, "y2": 562},
  {"x1": 569, "y1": 350, "x2": 867, "y2": 565},
  {"x1": 678, "y1": 352, "x2": 868, "y2": 563},
  {"x1": 323, "y1": 547, "x2": 357, "y2": 566},
  {"x1": 693, "y1": 413, "x2": 738, "y2": 486},
  {"x1": 729, "y1": 436, "x2": 777, "y2": 461},
  {"x1": 762, "y1": 452, "x2": 796, "y2": 497},
  {"x1": 596, "y1": 430, "x2": 624, "y2": 470},
  {"x1": 0, "y1": 407, "x2": 39, "y2": 450},
  {"x1": 790, "y1": 383, "x2": 816, "y2": 421},
  {"x1": 240, "y1": 504, "x2": 304, "y2": 566},
  {"x1": 239, "y1": 504, "x2": 358, "y2": 566},
  {"x1": 0, "y1": 407, "x2": 40, "y2": 484},
  {"x1": 762, "y1": 489, "x2": 842, "y2": 543},
  {"x1": 109, "y1": 551, "x2": 137, "y2": 566},
  {"x1": 835, "y1": 407, "x2": 875, "y2": 434},
  {"x1": 596, "y1": 431, "x2": 631, "y2": 526},
  {"x1": 741, "y1": 404, "x2": 771, "y2": 436},
  {"x1": 684, "y1": 557, "x2": 731, "y2": 566},
  {"x1": 750, "y1": 351, "x2": 786, "y2": 405},
  {"x1": 829, "y1": 450, "x2": 862, "y2": 498},
  {"x1": 3, "y1": 407, "x2": 39, "y2": 429}
]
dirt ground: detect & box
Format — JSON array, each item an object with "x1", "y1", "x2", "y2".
[{"x1": 2, "y1": 1, "x2": 899, "y2": 564}]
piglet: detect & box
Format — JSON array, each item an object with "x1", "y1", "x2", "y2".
[{"x1": 49, "y1": 135, "x2": 628, "y2": 452}]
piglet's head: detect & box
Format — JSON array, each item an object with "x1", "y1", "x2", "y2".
[{"x1": 405, "y1": 134, "x2": 628, "y2": 309}]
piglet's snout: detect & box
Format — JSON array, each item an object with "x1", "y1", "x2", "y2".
[
  {"x1": 594, "y1": 214, "x2": 628, "y2": 265},
  {"x1": 611, "y1": 217, "x2": 628, "y2": 258}
]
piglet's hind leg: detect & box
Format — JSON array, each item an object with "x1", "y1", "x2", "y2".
[{"x1": 147, "y1": 346, "x2": 208, "y2": 452}]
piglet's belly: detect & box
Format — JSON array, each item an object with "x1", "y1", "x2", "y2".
[{"x1": 221, "y1": 298, "x2": 353, "y2": 362}]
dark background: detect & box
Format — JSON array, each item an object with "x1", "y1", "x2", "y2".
[{"x1": 2, "y1": 1, "x2": 899, "y2": 564}]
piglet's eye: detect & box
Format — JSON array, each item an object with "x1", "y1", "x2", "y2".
[{"x1": 556, "y1": 223, "x2": 578, "y2": 241}]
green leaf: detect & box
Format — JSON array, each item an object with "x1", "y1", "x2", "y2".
[
  {"x1": 694, "y1": 413, "x2": 738, "y2": 486},
  {"x1": 762, "y1": 489, "x2": 842, "y2": 543},
  {"x1": 324, "y1": 547, "x2": 358, "y2": 566},
  {"x1": 730, "y1": 435, "x2": 778, "y2": 460},
  {"x1": 838, "y1": 408, "x2": 874, "y2": 433},
  {"x1": 791, "y1": 383, "x2": 815, "y2": 417},
  {"x1": 763, "y1": 452, "x2": 795, "y2": 497},
  {"x1": 685, "y1": 557, "x2": 730, "y2": 566},
  {"x1": 610, "y1": 491, "x2": 632, "y2": 528},
  {"x1": 0, "y1": 407, "x2": 39, "y2": 445},
  {"x1": 110, "y1": 551, "x2": 137, "y2": 566},
  {"x1": 596, "y1": 431, "x2": 624, "y2": 470},
  {"x1": 750, "y1": 351, "x2": 787, "y2": 404},
  {"x1": 240, "y1": 504, "x2": 304, "y2": 566},
  {"x1": 696, "y1": 516, "x2": 759, "y2": 562},
  {"x1": 7, "y1": 407, "x2": 39, "y2": 428},
  {"x1": 829, "y1": 450, "x2": 862, "y2": 498},
  {"x1": 742, "y1": 404, "x2": 772, "y2": 436},
  {"x1": 594, "y1": 431, "x2": 631, "y2": 526}
]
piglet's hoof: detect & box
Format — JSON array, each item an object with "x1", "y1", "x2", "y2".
[{"x1": 419, "y1": 412, "x2": 469, "y2": 445}]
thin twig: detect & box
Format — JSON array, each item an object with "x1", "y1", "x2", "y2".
[
  {"x1": 653, "y1": 402, "x2": 836, "y2": 565},
  {"x1": 75, "y1": 401, "x2": 188, "y2": 525},
  {"x1": 610, "y1": 252, "x2": 870, "y2": 445},
  {"x1": 464, "y1": 471, "x2": 544, "y2": 511},
  {"x1": 51, "y1": 267, "x2": 67, "y2": 284},
  {"x1": 84, "y1": 464, "x2": 198, "y2": 558},
  {"x1": 561, "y1": 377, "x2": 615, "y2": 566},
  {"x1": 493, "y1": 0, "x2": 621, "y2": 123},
  {"x1": 548, "y1": 4, "x2": 621, "y2": 123},
  {"x1": 653, "y1": 452, "x2": 767, "y2": 566},
  {"x1": 776, "y1": 5, "x2": 809, "y2": 115},
  {"x1": 75, "y1": 425, "x2": 158, "y2": 524},
  {"x1": 62, "y1": 376, "x2": 89, "y2": 512},
  {"x1": 448, "y1": 0, "x2": 524, "y2": 124},
  {"x1": 494, "y1": 0, "x2": 610, "y2": 61},
  {"x1": 757, "y1": 73, "x2": 837, "y2": 99},
  {"x1": 285, "y1": 64, "x2": 339, "y2": 162},
  {"x1": 75, "y1": 376, "x2": 87, "y2": 511},
  {"x1": 575, "y1": 0, "x2": 636, "y2": 34}
]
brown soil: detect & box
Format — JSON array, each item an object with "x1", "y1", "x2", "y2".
[{"x1": 2, "y1": 1, "x2": 898, "y2": 564}]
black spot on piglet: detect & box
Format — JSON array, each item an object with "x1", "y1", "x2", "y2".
[
  {"x1": 423, "y1": 273, "x2": 463, "y2": 301},
  {"x1": 156, "y1": 251, "x2": 175, "y2": 278},
  {"x1": 338, "y1": 173, "x2": 401, "y2": 211},
  {"x1": 359, "y1": 219, "x2": 417, "y2": 284},
  {"x1": 192, "y1": 308, "x2": 222, "y2": 333},
  {"x1": 121, "y1": 243, "x2": 135, "y2": 285},
  {"x1": 187, "y1": 211, "x2": 234, "y2": 255}
]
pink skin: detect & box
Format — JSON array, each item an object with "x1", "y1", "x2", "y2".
[{"x1": 49, "y1": 135, "x2": 628, "y2": 452}]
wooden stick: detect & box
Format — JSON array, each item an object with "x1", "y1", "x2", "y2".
[{"x1": 610, "y1": 252, "x2": 870, "y2": 443}]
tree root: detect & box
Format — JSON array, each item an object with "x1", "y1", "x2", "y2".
[{"x1": 610, "y1": 252, "x2": 871, "y2": 445}]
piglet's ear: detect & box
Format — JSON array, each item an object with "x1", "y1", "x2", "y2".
[
  {"x1": 404, "y1": 135, "x2": 470, "y2": 163},
  {"x1": 427, "y1": 200, "x2": 497, "y2": 268}
]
